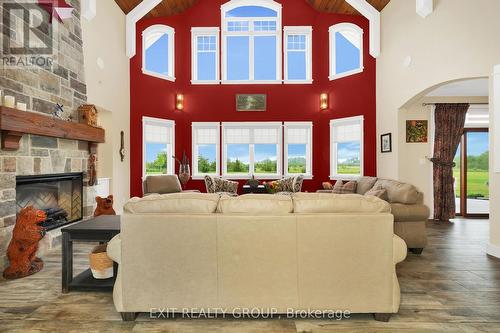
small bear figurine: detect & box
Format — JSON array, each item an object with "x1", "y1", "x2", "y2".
[{"x1": 94, "y1": 195, "x2": 116, "y2": 217}]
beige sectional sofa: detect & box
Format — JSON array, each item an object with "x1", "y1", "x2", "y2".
[
  {"x1": 321, "y1": 177, "x2": 430, "y2": 254},
  {"x1": 107, "y1": 193, "x2": 407, "y2": 322}
]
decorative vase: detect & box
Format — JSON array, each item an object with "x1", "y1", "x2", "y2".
[{"x1": 178, "y1": 163, "x2": 190, "y2": 189}]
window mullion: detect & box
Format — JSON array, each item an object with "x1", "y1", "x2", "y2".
[{"x1": 249, "y1": 34, "x2": 255, "y2": 81}]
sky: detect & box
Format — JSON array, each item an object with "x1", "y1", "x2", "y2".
[
  {"x1": 466, "y1": 132, "x2": 489, "y2": 156},
  {"x1": 337, "y1": 142, "x2": 360, "y2": 163},
  {"x1": 146, "y1": 143, "x2": 168, "y2": 163},
  {"x1": 145, "y1": 34, "x2": 168, "y2": 75}
]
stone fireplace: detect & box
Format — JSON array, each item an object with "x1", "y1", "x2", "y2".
[{"x1": 0, "y1": 0, "x2": 96, "y2": 271}]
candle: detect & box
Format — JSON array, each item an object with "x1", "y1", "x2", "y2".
[
  {"x1": 16, "y1": 102, "x2": 27, "y2": 111},
  {"x1": 4, "y1": 96, "x2": 15, "y2": 108}
]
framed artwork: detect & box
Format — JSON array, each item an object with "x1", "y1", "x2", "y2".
[
  {"x1": 236, "y1": 94, "x2": 266, "y2": 112},
  {"x1": 381, "y1": 133, "x2": 392, "y2": 153},
  {"x1": 406, "y1": 120, "x2": 428, "y2": 143}
]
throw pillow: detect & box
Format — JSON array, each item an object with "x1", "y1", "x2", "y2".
[
  {"x1": 365, "y1": 185, "x2": 389, "y2": 201},
  {"x1": 274, "y1": 176, "x2": 295, "y2": 193},
  {"x1": 293, "y1": 175, "x2": 304, "y2": 193},
  {"x1": 333, "y1": 180, "x2": 357, "y2": 194},
  {"x1": 204, "y1": 176, "x2": 238, "y2": 194}
]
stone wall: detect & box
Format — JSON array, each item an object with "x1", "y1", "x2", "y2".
[{"x1": 0, "y1": 0, "x2": 95, "y2": 271}]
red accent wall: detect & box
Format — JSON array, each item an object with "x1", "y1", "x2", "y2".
[{"x1": 130, "y1": 0, "x2": 376, "y2": 197}]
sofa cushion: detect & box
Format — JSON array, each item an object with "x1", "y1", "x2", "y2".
[
  {"x1": 391, "y1": 203, "x2": 430, "y2": 222},
  {"x1": 333, "y1": 180, "x2": 357, "y2": 194},
  {"x1": 365, "y1": 185, "x2": 389, "y2": 201},
  {"x1": 218, "y1": 194, "x2": 293, "y2": 214},
  {"x1": 124, "y1": 193, "x2": 220, "y2": 214},
  {"x1": 145, "y1": 175, "x2": 182, "y2": 194},
  {"x1": 374, "y1": 179, "x2": 420, "y2": 204},
  {"x1": 356, "y1": 176, "x2": 378, "y2": 195},
  {"x1": 293, "y1": 193, "x2": 391, "y2": 214}
]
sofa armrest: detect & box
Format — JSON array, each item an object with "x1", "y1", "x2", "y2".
[
  {"x1": 393, "y1": 235, "x2": 407, "y2": 264},
  {"x1": 107, "y1": 234, "x2": 121, "y2": 264}
]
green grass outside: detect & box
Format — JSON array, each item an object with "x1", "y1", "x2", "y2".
[
  {"x1": 337, "y1": 165, "x2": 360, "y2": 175},
  {"x1": 453, "y1": 169, "x2": 489, "y2": 199}
]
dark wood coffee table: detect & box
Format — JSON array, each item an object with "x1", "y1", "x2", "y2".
[{"x1": 61, "y1": 215, "x2": 120, "y2": 293}]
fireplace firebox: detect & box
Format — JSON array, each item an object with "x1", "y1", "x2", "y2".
[{"x1": 16, "y1": 173, "x2": 84, "y2": 231}]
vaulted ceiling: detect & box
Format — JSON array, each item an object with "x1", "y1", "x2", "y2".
[{"x1": 114, "y1": 0, "x2": 390, "y2": 18}]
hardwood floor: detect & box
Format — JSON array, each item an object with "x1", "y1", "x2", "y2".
[{"x1": 1, "y1": 218, "x2": 500, "y2": 332}]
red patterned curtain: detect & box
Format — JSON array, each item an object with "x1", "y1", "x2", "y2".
[{"x1": 432, "y1": 103, "x2": 469, "y2": 222}]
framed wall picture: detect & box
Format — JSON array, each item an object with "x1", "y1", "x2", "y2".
[
  {"x1": 236, "y1": 94, "x2": 266, "y2": 112},
  {"x1": 381, "y1": 133, "x2": 392, "y2": 153},
  {"x1": 406, "y1": 120, "x2": 428, "y2": 143}
]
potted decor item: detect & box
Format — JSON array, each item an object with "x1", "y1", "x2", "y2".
[
  {"x1": 175, "y1": 151, "x2": 191, "y2": 189},
  {"x1": 89, "y1": 244, "x2": 113, "y2": 279},
  {"x1": 247, "y1": 174, "x2": 259, "y2": 188}
]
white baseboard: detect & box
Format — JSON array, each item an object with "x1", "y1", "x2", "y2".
[{"x1": 487, "y1": 243, "x2": 500, "y2": 259}]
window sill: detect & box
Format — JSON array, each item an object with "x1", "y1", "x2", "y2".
[
  {"x1": 221, "y1": 80, "x2": 282, "y2": 85},
  {"x1": 142, "y1": 69, "x2": 175, "y2": 82},
  {"x1": 191, "y1": 80, "x2": 220, "y2": 85},
  {"x1": 329, "y1": 67, "x2": 364, "y2": 81},
  {"x1": 283, "y1": 80, "x2": 313, "y2": 84},
  {"x1": 285, "y1": 174, "x2": 313, "y2": 180},
  {"x1": 329, "y1": 175, "x2": 363, "y2": 181}
]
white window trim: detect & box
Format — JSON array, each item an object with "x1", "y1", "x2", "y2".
[
  {"x1": 329, "y1": 115, "x2": 364, "y2": 180},
  {"x1": 284, "y1": 122, "x2": 313, "y2": 179},
  {"x1": 328, "y1": 23, "x2": 364, "y2": 81},
  {"x1": 142, "y1": 24, "x2": 175, "y2": 82},
  {"x1": 222, "y1": 122, "x2": 283, "y2": 179},
  {"x1": 283, "y1": 26, "x2": 313, "y2": 84},
  {"x1": 221, "y1": 0, "x2": 282, "y2": 84},
  {"x1": 142, "y1": 116, "x2": 175, "y2": 179},
  {"x1": 191, "y1": 27, "x2": 220, "y2": 85},
  {"x1": 192, "y1": 122, "x2": 221, "y2": 179}
]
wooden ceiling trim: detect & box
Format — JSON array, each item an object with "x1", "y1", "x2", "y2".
[{"x1": 114, "y1": 0, "x2": 390, "y2": 18}]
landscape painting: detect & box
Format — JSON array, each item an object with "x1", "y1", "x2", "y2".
[{"x1": 236, "y1": 94, "x2": 266, "y2": 112}]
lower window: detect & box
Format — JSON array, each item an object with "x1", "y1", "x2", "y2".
[
  {"x1": 143, "y1": 117, "x2": 175, "y2": 177},
  {"x1": 223, "y1": 123, "x2": 282, "y2": 178},
  {"x1": 330, "y1": 116, "x2": 364, "y2": 179}
]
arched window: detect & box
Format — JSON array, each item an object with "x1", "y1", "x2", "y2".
[
  {"x1": 221, "y1": 0, "x2": 282, "y2": 84},
  {"x1": 329, "y1": 23, "x2": 363, "y2": 80},
  {"x1": 142, "y1": 25, "x2": 175, "y2": 81}
]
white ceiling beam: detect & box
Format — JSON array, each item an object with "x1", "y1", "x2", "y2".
[
  {"x1": 126, "y1": 0, "x2": 163, "y2": 58},
  {"x1": 416, "y1": 0, "x2": 433, "y2": 18},
  {"x1": 82, "y1": 0, "x2": 96, "y2": 21},
  {"x1": 345, "y1": 0, "x2": 380, "y2": 58}
]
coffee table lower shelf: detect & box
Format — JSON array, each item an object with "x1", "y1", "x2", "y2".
[{"x1": 69, "y1": 269, "x2": 115, "y2": 292}]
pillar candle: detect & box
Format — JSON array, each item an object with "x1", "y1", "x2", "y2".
[{"x1": 4, "y1": 96, "x2": 15, "y2": 108}]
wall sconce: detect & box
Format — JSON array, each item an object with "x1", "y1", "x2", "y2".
[
  {"x1": 320, "y1": 93, "x2": 328, "y2": 110},
  {"x1": 176, "y1": 94, "x2": 184, "y2": 111}
]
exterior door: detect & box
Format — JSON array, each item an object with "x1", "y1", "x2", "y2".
[{"x1": 454, "y1": 128, "x2": 489, "y2": 217}]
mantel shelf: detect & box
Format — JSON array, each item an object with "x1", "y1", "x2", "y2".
[{"x1": 0, "y1": 106, "x2": 105, "y2": 151}]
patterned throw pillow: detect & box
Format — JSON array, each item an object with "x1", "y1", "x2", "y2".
[
  {"x1": 293, "y1": 175, "x2": 304, "y2": 193},
  {"x1": 274, "y1": 176, "x2": 304, "y2": 193},
  {"x1": 274, "y1": 176, "x2": 295, "y2": 193},
  {"x1": 204, "y1": 176, "x2": 238, "y2": 194},
  {"x1": 365, "y1": 185, "x2": 389, "y2": 201},
  {"x1": 332, "y1": 180, "x2": 357, "y2": 194}
]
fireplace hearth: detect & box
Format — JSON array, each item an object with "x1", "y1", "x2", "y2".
[{"x1": 16, "y1": 173, "x2": 84, "y2": 231}]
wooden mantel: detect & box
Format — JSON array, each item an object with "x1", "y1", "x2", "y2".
[{"x1": 0, "y1": 106, "x2": 105, "y2": 151}]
